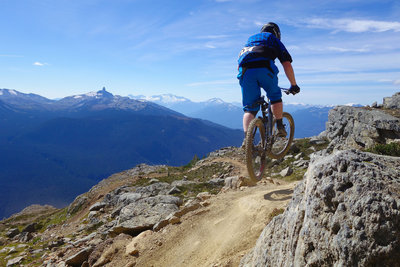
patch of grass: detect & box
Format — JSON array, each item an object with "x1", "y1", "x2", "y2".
[
  {"x1": 129, "y1": 161, "x2": 228, "y2": 188},
  {"x1": 37, "y1": 208, "x2": 68, "y2": 232},
  {"x1": 85, "y1": 221, "x2": 104, "y2": 234},
  {"x1": 268, "y1": 208, "x2": 285, "y2": 222},
  {"x1": 291, "y1": 138, "x2": 329, "y2": 159},
  {"x1": 174, "y1": 182, "x2": 222, "y2": 198},
  {"x1": 282, "y1": 169, "x2": 307, "y2": 182},
  {"x1": 366, "y1": 142, "x2": 400, "y2": 157}
]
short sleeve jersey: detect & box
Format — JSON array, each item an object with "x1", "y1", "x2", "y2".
[{"x1": 238, "y1": 32, "x2": 292, "y2": 67}]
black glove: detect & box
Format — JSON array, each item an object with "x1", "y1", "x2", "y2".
[{"x1": 289, "y1": 85, "x2": 300, "y2": 95}]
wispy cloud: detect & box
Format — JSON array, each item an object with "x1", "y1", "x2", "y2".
[
  {"x1": 33, "y1": 62, "x2": 48, "y2": 66},
  {"x1": 186, "y1": 79, "x2": 236, "y2": 87},
  {"x1": 306, "y1": 46, "x2": 371, "y2": 53},
  {"x1": 305, "y1": 18, "x2": 400, "y2": 33}
]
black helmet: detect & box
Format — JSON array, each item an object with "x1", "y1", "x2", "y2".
[{"x1": 261, "y1": 22, "x2": 281, "y2": 40}]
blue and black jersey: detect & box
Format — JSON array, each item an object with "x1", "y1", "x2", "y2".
[{"x1": 237, "y1": 32, "x2": 292, "y2": 78}]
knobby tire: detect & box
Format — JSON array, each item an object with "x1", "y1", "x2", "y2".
[
  {"x1": 267, "y1": 112, "x2": 295, "y2": 159},
  {"x1": 245, "y1": 118, "x2": 267, "y2": 182}
]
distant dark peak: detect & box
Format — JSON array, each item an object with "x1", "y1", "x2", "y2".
[{"x1": 97, "y1": 87, "x2": 113, "y2": 98}]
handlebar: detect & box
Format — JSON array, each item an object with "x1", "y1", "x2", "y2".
[
  {"x1": 280, "y1": 87, "x2": 300, "y2": 95},
  {"x1": 280, "y1": 88, "x2": 291, "y2": 95}
]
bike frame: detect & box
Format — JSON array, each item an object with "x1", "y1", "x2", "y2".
[{"x1": 257, "y1": 88, "x2": 290, "y2": 148}]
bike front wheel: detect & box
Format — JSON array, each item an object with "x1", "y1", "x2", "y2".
[
  {"x1": 245, "y1": 118, "x2": 267, "y2": 182},
  {"x1": 267, "y1": 112, "x2": 295, "y2": 159}
]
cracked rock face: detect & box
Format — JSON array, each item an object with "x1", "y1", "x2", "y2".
[
  {"x1": 241, "y1": 150, "x2": 400, "y2": 267},
  {"x1": 383, "y1": 92, "x2": 400, "y2": 109},
  {"x1": 320, "y1": 106, "x2": 400, "y2": 150}
]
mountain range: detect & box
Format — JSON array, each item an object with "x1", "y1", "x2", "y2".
[
  {"x1": 0, "y1": 88, "x2": 242, "y2": 219},
  {"x1": 129, "y1": 93, "x2": 344, "y2": 138}
]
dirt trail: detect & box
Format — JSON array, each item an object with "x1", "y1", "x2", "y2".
[{"x1": 133, "y1": 180, "x2": 296, "y2": 267}]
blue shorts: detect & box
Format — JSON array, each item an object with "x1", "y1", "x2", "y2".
[{"x1": 239, "y1": 67, "x2": 281, "y2": 112}]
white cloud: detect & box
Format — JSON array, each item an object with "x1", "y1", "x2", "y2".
[
  {"x1": 326, "y1": 46, "x2": 370, "y2": 53},
  {"x1": 305, "y1": 18, "x2": 400, "y2": 33},
  {"x1": 394, "y1": 80, "x2": 400, "y2": 85},
  {"x1": 186, "y1": 79, "x2": 236, "y2": 87},
  {"x1": 302, "y1": 45, "x2": 370, "y2": 53},
  {"x1": 205, "y1": 43, "x2": 217, "y2": 49},
  {"x1": 33, "y1": 62, "x2": 47, "y2": 66}
]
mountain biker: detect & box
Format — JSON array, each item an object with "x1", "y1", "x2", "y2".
[{"x1": 238, "y1": 22, "x2": 300, "y2": 144}]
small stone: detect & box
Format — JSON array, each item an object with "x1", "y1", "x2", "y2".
[
  {"x1": 200, "y1": 201, "x2": 210, "y2": 207},
  {"x1": 65, "y1": 248, "x2": 93, "y2": 266},
  {"x1": 168, "y1": 186, "x2": 181, "y2": 195},
  {"x1": 19, "y1": 232, "x2": 33, "y2": 242},
  {"x1": 88, "y1": 211, "x2": 98, "y2": 219},
  {"x1": 284, "y1": 154, "x2": 294, "y2": 160},
  {"x1": 6, "y1": 256, "x2": 24, "y2": 267},
  {"x1": 294, "y1": 152, "x2": 304, "y2": 160},
  {"x1": 196, "y1": 192, "x2": 212, "y2": 201},
  {"x1": 89, "y1": 202, "x2": 106, "y2": 211},
  {"x1": 149, "y1": 178, "x2": 160, "y2": 184},
  {"x1": 6, "y1": 228, "x2": 20, "y2": 238},
  {"x1": 280, "y1": 167, "x2": 293, "y2": 177}
]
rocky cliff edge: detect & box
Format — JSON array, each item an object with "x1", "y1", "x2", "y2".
[{"x1": 241, "y1": 92, "x2": 400, "y2": 267}]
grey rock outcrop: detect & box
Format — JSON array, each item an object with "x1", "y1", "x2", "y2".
[
  {"x1": 241, "y1": 150, "x2": 400, "y2": 267},
  {"x1": 320, "y1": 105, "x2": 400, "y2": 150},
  {"x1": 111, "y1": 194, "x2": 182, "y2": 235},
  {"x1": 65, "y1": 247, "x2": 93, "y2": 266},
  {"x1": 383, "y1": 92, "x2": 400, "y2": 109}
]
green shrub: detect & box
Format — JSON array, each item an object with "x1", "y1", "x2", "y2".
[
  {"x1": 268, "y1": 208, "x2": 285, "y2": 222},
  {"x1": 367, "y1": 143, "x2": 400, "y2": 157}
]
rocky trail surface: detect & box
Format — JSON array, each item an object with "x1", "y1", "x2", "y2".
[{"x1": 132, "y1": 180, "x2": 295, "y2": 267}]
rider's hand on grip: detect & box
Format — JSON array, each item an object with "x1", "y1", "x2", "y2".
[{"x1": 289, "y1": 85, "x2": 300, "y2": 95}]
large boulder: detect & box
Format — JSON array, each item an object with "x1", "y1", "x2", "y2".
[
  {"x1": 320, "y1": 106, "x2": 400, "y2": 150},
  {"x1": 383, "y1": 92, "x2": 400, "y2": 109},
  {"x1": 110, "y1": 195, "x2": 182, "y2": 235},
  {"x1": 241, "y1": 150, "x2": 400, "y2": 266}
]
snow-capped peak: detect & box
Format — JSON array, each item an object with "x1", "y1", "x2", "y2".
[
  {"x1": 71, "y1": 87, "x2": 114, "y2": 99},
  {"x1": 128, "y1": 94, "x2": 190, "y2": 104},
  {"x1": 9, "y1": 89, "x2": 18, "y2": 95},
  {"x1": 207, "y1": 98, "x2": 225, "y2": 104},
  {"x1": 344, "y1": 103, "x2": 363, "y2": 107},
  {"x1": 84, "y1": 91, "x2": 98, "y2": 97},
  {"x1": 0, "y1": 89, "x2": 19, "y2": 96}
]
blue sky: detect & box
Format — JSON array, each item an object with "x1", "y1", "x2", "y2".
[{"x1": 1, "y1": 0, "x2": 399, "y2": 105}]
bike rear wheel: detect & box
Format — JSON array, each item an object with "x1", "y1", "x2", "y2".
[
  {"x1": 245, "y1": 118, "x2": 267, "y2": 182},
  {"x1": 267, "y1": 112, "x2": 295, "y2": 159}
]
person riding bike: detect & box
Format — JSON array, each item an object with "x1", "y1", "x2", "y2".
[{"x1": 238, "y1": 22, "x2": 300, "y2": 144}]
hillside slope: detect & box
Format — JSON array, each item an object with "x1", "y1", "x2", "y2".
[
  {"x1": 0, "y1": 88, "x2": 242, "y2": 219},
  {"x1": 0, "y1": 140, "x2": 319, "y2": 266}
]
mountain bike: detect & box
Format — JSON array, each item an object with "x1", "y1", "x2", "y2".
[{"x1": 245, "y1": 89, "x2": 295, "y2": 182}]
